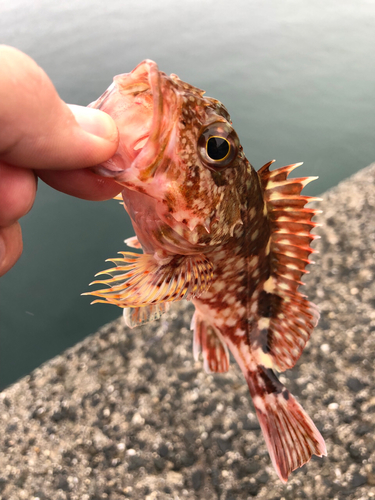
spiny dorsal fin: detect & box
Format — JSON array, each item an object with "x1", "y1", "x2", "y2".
[
  {"x1": 191, "y1": 311, "x2": 230, "y2": 373},
  {"x1": 123, "y1": 302, "x2": 170, "y2": 328},
  {"x1": 256, "y1": 161, "x2": 320, "y2": 372},
  {"x1": 83, "y1": 252, "x2": 213, "y2": 308}
]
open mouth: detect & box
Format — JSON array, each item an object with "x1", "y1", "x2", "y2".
[{"x1": 89, "y1": 60, "x2": 164, "y2": 179}]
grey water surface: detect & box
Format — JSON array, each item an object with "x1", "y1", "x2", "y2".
[{"x1": 1, "y1": 0, "x2": 375, "y2": 389}]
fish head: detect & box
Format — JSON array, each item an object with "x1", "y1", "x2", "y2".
[{"x1": 90, "y1": 60, "x2": 250, "y2": 248}]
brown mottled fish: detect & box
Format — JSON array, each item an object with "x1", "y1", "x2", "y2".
[{"x1": 84, "y1": 60, "x2": 326, "y2": 482}]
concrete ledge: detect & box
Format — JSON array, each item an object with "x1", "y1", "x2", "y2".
[{"x1": 1, "y1": 165, "x2": 375, "y2": 499}]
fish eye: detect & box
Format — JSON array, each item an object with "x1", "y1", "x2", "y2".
[
  {"x1": 198, "y1": 122, "x2": 239, "y2": 170},
  {"x1": 206, "y1": 136, "x2": 230, "y2": 161}
]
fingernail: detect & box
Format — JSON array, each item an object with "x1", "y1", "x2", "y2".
[{"x1": 68, "y1": 104, "x2": 118, "y2": 141}]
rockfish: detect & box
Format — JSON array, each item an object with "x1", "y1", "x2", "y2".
[{"x1": 85, "y1": 60, "x2": 326, "y2": 482}]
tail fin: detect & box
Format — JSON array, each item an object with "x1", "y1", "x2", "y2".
[{"x1": 247, "y1": 367, "x2": 326, "y2": 482}]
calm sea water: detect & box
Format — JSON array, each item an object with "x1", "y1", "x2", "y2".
[{"x1": 1, "y1": 0, "x2": 375, "y2": 389}]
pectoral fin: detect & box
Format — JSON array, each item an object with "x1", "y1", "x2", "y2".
[
  {"x1": 84, "y1": 252, "x2": 213, "y2": 308},
  {"x1": 191, "y1": 312, "x2": 230, "y2": 373}
]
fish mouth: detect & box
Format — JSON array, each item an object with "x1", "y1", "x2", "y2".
[{"x1": 90, "y1": 60, "x2": 173, "y2": 181}]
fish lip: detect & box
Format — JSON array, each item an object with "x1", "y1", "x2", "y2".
[
  {"x1": 90, "y1": 60, "x2": 167, "y2": 180},
  {"x1": 129, "y1": 60, "x2": 165, "y2": 179}
]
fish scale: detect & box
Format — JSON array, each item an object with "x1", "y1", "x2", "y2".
[{"x1": 84, "y1": 60, "x2": 326, "y2": 482}]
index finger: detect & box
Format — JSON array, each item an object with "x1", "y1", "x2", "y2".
[{"x1": 0, "y1": 45, "x2": 119, "y2": 170}]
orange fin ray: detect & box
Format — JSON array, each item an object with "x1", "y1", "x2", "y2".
[
  {"x1": 273, "y1": 250, "x2": 314, "y2": 266},
  {"x1": 273, "y1": 242, "x2": 318, "y2": 259},
  {"x1": 266, "y1": 177, "x2": 318, "y2": 199},
  {"x1": 259, "y1": 160, "x2": 302, "y2": 180},
  {"x1": 272, "y1": 208, "x2": 321, "y2": 225},
  {"x1": 256, "y1": 162, "x2": 320, "y2": 371},
  {"x1": 267, "y1": 194, "x2": 322, "y2": 207},
  {"x1": 83, "y1": 252, "x2": 214, "y2": 308}
]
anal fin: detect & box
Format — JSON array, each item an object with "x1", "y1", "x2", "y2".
[{"x1": 191, "y1": 312, "x2": 230, "y2": 373}]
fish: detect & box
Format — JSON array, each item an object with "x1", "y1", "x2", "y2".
[{"x1": 84, "y1": 60, "x2": 326, "y2": 482}]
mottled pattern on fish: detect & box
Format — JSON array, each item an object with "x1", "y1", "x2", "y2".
[{"x1": 84, "y1": 60, "x2": 326, "y2": 482}]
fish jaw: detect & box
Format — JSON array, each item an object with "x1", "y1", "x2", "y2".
[
  {"x1": 89, "y1": 60, "x2": 252, "y2": 249},
  {"x1": 89, "y1": 59, "x2": 176, "y2": 184}
]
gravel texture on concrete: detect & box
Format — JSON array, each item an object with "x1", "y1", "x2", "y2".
[{"x1": 1, "y1": 165, "x2": 375, "y2": 500}]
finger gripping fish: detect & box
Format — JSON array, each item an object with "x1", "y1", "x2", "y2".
[{"x1": 84, "y1": 60, "x2": 326, "y2": 482}]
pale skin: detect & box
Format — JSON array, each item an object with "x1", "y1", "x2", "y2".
[{"x1": 0, "y1": 45, "x2": 123, "y2": 277}]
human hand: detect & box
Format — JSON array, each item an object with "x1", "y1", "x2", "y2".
[{"x1": 0, "y1": 45, "x2": 122, "y2": 277}]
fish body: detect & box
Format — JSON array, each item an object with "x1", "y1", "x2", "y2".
[{"x1": 85, "y1": 60, "x2": 326, "y2": 481}]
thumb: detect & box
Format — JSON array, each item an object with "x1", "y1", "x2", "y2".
[{"x1": 0, "y1": 45, "x2": 118, "y2": 170}]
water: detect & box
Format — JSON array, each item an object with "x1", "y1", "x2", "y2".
[{"x1": 1, "y1": 0, "x2": 375, "y2": 389}]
